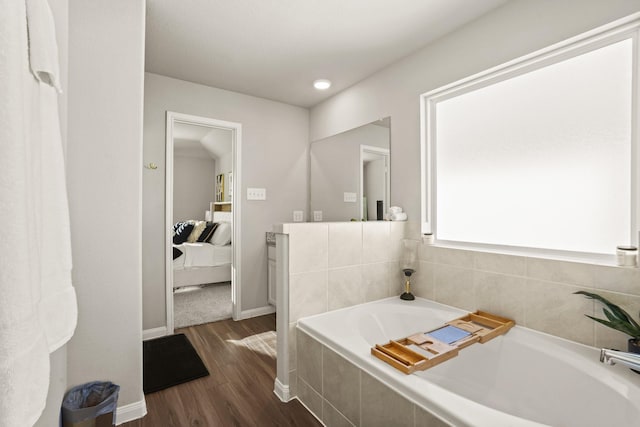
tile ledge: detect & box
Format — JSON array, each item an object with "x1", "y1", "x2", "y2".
[{"x1": 428, "y1": 241, "x2": 628, "y2": 269}]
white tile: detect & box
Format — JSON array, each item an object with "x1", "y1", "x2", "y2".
[
  {"x1": 362, "y1": 221, "x2": 391, "y2": 263},
  {"x1": 474, "y1": 251, "x2": 526, "y2": 276},
  {"x1": 474, "y1": 271, "x2": 526, "y2": 325},
  {"x1": 289, "y1": 271, "x2": 327, "y2": 322},
  {"x1": 434, "y1": 247, "x2": 474, "y2": 267},
  {"x1": 323, "y1": 348, "x2": 360, "y2": 425},
  {"x1": 362, "y1": 263, "x2": 391, "y2": 302},
  {"x1": 297, "y1": 330, "x2": 323, "y2": 392},
  {"x1": 433, "y1": 264, "x2": 475, "y2": 311},
  {"x1": 289, "y1": 223, "x2": 328, "y2": 274},
  {"x1": 323, "y1": 400, "x2": 355, "y2": 427},
  {"x1": 389, "y1": 221, "x2": 408, "y2": 261},
  {"x1": 328, "y1": 222, "x2": 362, "y2": 268},
  {"x1": 361, "y1": 371, "x2": 413, "y2": 427},
  {"x1": 524, "y1": 279, "x2": 595, "y2": 346},
  {"x1": 328, "y1": 266, "x2": 364, "y2": 310}
]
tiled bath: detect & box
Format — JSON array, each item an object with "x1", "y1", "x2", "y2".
[
  {"x1": 297, "y1": 329, "x2": 450, "y2": 427},
  {"x1": 277, "y1": 220, "x2": 640, "y2": 410}
]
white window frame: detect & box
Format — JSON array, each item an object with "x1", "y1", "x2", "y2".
[{"x1": 420, "y1": 13, "x2": 640, "y2": 261}]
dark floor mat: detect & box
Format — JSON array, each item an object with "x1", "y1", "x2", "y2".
[{"x1": 143, "y1": 333, "x2": 209, "y2": 394}]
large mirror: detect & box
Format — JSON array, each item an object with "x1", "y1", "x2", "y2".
[{"x1": 310, "y1": 117, "x2": 390, "y2": 221}]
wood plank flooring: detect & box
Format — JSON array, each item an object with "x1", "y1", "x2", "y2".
[{"x1": 122, "y1": 314, "x2": 320, "y2": 427}]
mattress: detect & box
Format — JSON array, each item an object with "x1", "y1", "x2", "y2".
[{"x1": 173, "y1": 243, "x2": 232, "y2": 270}]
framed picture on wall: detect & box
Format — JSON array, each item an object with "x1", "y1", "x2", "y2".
[{"x1": 216, "y1": 174, "x2": 224, "y2": 202}]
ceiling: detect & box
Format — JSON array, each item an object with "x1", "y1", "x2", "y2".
[
  {"x1": 173, "y1": 122, "x2": 232, "y2": 159},
  {"x1": 145, "y1": 0, "x2": 509, "y2": 108}
]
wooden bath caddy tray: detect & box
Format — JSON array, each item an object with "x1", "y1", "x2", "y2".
[{"x1": 371, "y1": 310, "x2": 515, "y2": 374}]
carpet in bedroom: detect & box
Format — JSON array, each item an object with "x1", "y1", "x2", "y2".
[{"x1": 174, "y1": 282, "x2": 232, "y2": 328}]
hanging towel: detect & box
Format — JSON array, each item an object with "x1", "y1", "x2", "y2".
[
  {"x1": 25, "y1": 0, "x2": 61, "y2": 91},
  {"x1": 0, "y1": 0, "x2": 77, "y2": 426},
  {"x1": 26, "y1": 0, "x2": 77, "y2": 356}
]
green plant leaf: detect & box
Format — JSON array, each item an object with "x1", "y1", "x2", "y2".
[{"x1": 575, "y1": 291, "x2": 640, "y2": 338}]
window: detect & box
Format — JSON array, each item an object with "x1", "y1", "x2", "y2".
[{"x1": 421, "y1": 17, "x2": 639, "y2": 256}]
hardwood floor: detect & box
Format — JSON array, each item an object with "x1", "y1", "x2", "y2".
[{"x1": 123, "y1": 314, "x2": 321, "y2": 427}]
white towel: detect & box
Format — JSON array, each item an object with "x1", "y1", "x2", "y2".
[
  {"x1": 25, "y1": 0, "x2": 61, "y2": 91},
  {"x1": 391, "y1": 212, "x2": 408, "y2": 221},
  {"x1": 0, "y1": 0, "x2": 76, "y2": 425}
]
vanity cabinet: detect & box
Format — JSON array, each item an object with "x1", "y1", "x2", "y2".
[{"x1": 267, "y1": 244, "x2": 276, "y2": 307}]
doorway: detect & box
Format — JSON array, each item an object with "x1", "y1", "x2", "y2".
[
  {"x1": 165, "y1": 111, "x2": 242, "y2": 333},
  {"x1": 360, "y1": 145, "x2": 390, "y2": 221}
]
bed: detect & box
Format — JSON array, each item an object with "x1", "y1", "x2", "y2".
[{"x1": 172, "y1": 211, "x2": 232, "y2": 289}]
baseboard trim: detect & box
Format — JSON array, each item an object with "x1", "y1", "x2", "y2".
[
  {"x1": 115, "y1": 399, "x2": 147, "y2": 425},
  {"x1": 273, "y1": 378, "x2": 291, "y2": 402},
  {"x1": 143, "y1": 326, "x2": 167, "y2": 341},
  {"x1": 238, "y1": 304, "x2": 275, "y2": 320}
]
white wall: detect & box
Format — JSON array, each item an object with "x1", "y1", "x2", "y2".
[
  {"x1": 66, "y1": 0, "x2": 145, "y2": 418},
  {"x1": 143, "y1": 73, "x2": 309, "y2": 329},
  {"x1": 173, "y1": 155, "x2": 216, "y2": 222},
  {"x1": 310, "y1": 0, "x2": 640, "y2": 223}
]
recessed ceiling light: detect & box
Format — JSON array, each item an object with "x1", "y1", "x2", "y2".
[{"x1": 313, "y1": 79, "x2": 331, "y2": 90}]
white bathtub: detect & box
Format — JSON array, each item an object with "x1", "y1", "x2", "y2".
[{"x1": 297, "y1": 297, "x2": 640, "y2": 427}]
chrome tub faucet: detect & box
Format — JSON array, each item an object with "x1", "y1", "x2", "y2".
[{"x1": 600, "y1": 348, "x2": 640, "y2": 371}]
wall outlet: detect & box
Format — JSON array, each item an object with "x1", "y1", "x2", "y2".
[
  {"x1": 247, "y1": 187, "x2": 266, "y2": 200},
  {"x1": 293, "y1": 210, "x2": 304, "y2": 222},
  {"x1": 344, "y1": 192, "x2": 357, "y2": 203},
  {"x1": 313, "y1": 211, "x2": 323, "y2": 222}
]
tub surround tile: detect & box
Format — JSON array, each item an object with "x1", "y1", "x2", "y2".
[
  {"x1": 289, "y1": 271, "x2": 328, "y2": 322},
  {"x1": 329, "y1": 266, "x2": 364, "y2": 310},
  {"x1": 323, "y1": 348, "x2": 361, "y2": 425},
  {"x1": 415, "y1": 406, "x2": 451, "y2": 427},
  {"x1": 295, "y1": 333, "x2": 452, "y2": 427},
  {"x1": 592, "y1": 266, "x2": 640, "y2": 296},
  {"x1": 289, "y1": 223, "x2": 328, "y2": 274},
  {"x1": 362, "y1": 221, "x2": 391, "y2": 264},
  {"x1": 419, "y1": 243, "x2": 436, "y2": 262},
  {"x1": 434, "y1": 247, "x2": 474, "y2": 267},
  {"x1": 329, "y1": 223, "x2": 362, "y2": 268},
  {"x1": 297, "y1": 378, "x2": 323, "y2": 420},
  {"x1": 389, "y1": 221, "x2": 408, "y2": 261},
  {"x1": 404, "y1": 220, "x2": 422, "y2": 241},
  {"x1": 297, "y1": 330, "x2": 323, "y2": 392},
  {"x1": 433, "y1": 264, "x2": 475, "y2": 311},
  {"x1": 474, "y1": 252, "x2": 526, "y2": 276},
  {"x1": 284, "y1": 222, "x2": 640, "y2": 413},
  {"x1": 474, "y1": 271, "x2": 526, "y2": 325},
  {"x1": 361, "y1": 371, "x2": 414, "y2": 427},
  {"x1": 411, "y1": 261, "x2": 436, "y2": 301},
  {"x1": 362, "y1": 263, "x2": 390, "y2": 302},
  {"x1": 524, "y1": 279, "x2": 595, "y2": 345},
  {"x1": 525, "y1": 257, "x2": 598, "y2": 287},
  {"x1": 288, "y1": 322, "x2": 297, "y2": 370},
  {"x1": 323, "y1": 400, "x2": 355, "y2": 427},
  {"x1": 289, "y1": 369, "x2": 298, "y2": 398}
]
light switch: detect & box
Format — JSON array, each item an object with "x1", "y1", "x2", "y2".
[
  {"x1": 344, "y1": 192, "x2": 357, "y2": 203},
  {"x1": 293, "y1": 210, "x2": 304, "y2": 222},
  {"x1": 313, "y1": 211, "x2": 323, "y2": 222},
  {"x1": 247, "y1": 187, "x2": 266, "y2": 200}
]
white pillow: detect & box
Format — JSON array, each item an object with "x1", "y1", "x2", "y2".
[{"x1": 210, "y1": 222, "x2": 231, "y2": 246}]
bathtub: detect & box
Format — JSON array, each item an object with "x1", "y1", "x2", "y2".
[{"x1": 296, "y1": 297, "x2": 640, "y2": 427}]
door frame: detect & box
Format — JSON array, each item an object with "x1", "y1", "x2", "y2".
[
  {"x1": 165, "y1": 111, "x2": 242, "y2": 333},
  {"x1": 360, "y1": 145, "x2": 390, "y2": 220}
]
